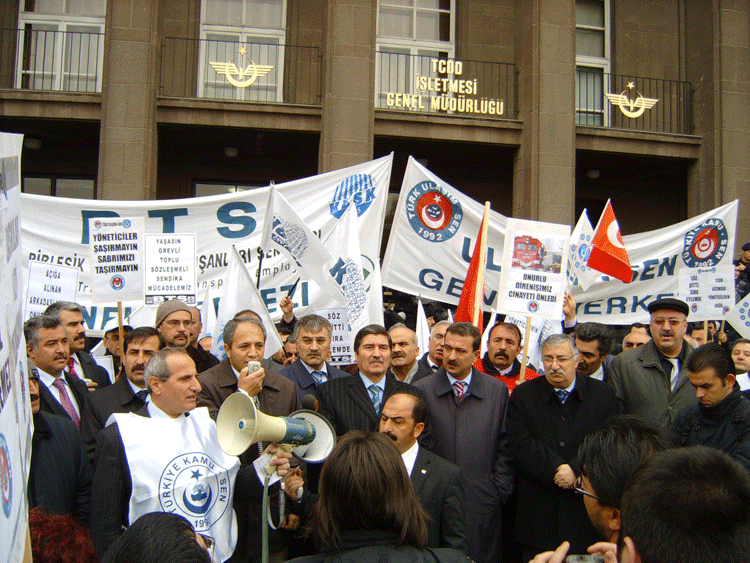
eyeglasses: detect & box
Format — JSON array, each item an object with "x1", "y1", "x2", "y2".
[
  {"x1": 574, "y1": 476, "x2": 599, "y2": 501},
  {"x1": 542, "y1": 355, "x2": 574, "y2": 365}
]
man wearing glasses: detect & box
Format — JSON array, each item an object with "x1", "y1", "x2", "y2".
[
  {"x1": 155, "y1": 299, "x2": 218, "y2": 373},
  {"x1": 609, "y1": 298, "x2": 695, "y2": 427},
  {"x1": 507, "y1": 333, "x2": 619, "y2": 562}
]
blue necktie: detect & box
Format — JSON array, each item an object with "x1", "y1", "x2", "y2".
[
  {"x1": 556, "y1": 389, "x2": 569, "y2": 404},
  {"x1": 311, "y1": 370, "x2": 325, "y2": 385},
  {"x1": 368, "y1": 384, "x2": 382, "y2": 414},
  {"x1": 136, "y1": 389, "x2": 149, "y2": 402}
]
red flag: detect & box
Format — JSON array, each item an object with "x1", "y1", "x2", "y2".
[
  {"x1": 455, "y1": 202, "x2": 490, "y2": 330},
  {"x1": 587, "y1": 199, "x2": 632, "y2": 283}
]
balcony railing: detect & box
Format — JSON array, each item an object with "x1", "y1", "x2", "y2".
[
  {"x1": 376, "y1": 51, "x2": 517, "y2": 120},
  {"x1": 1, "y1": 27, "x2": 103, "y2": 92},
  {"x1": 577, "y1": 69, "x2": 693, "y2": 134},
  {"x1": 160, "y1": 37, "x2": 321, "y2": 106}
]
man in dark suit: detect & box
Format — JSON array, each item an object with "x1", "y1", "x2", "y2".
[
  {"x1": 380, "y1": 392, "x2": 466, "y2": 551},
  {"x1": 389, "y1": 324, "x2": 432, "y2": 383},
  {"x1": 317, "y1": 324, "x2": 422, "y2": 437},
  {"x1": 197, "y1": 316, "x2": 298, "y2": 563},
  {"x1": 417, "y1": 320, "x2": 450, "y2": 374},
  {"x1": 507, "y1": 333, "x2": 619, "y2": 561},
  {"x1": 91, "y1": 346, "x2": 292, "y2": 557},
  {"x1": 573, "y1": 322, "x2": 614, "y2": 383},
  {"x1": 414, "y1": 322, "x2": 514, "y2": 563},
  {"x1": 280, "y1": 314, "x2": 348, "y2": 403},
  {"x1": 80, "y1": 327, "x2": 165, "y2": 461},
  {"x1": 44, "y1": 301, "x2": 110, "y2": 389},
  {"x1": 27, "y1": 367, "x2": 91, "y2": 527},
  {"x1": 24, "y1": 315, "x2": 88, "y2": 428}
]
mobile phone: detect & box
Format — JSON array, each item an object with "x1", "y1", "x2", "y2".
[
  {"x1": 246, "y1": 361, "x2": 262, "y2": 373},
  {"x1": 566, "y1": 556, "x2": 604, "y2": 563}
]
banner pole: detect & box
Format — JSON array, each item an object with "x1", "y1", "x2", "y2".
[
  {"x1": 116, "y1": 301, "x2": 124, "y2": 381},
  {"x1": 256, "y1": 248, "x2": 264, "y2": 289},
  {"x1": 519, "y1": 316, "x2": 532, "y2": 383}
]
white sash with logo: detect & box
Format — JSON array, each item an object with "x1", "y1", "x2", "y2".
[{"x1": 113, "y1": 408, "x2": 240, "y2": 562}]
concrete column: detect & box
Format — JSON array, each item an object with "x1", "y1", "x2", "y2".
[
  {"x1": 512, "y1": 0, "x2": 576, "y2": 225},
  {"x1": 686, "y1": 0, "x2": 750, "y2": 246},
  {"x1": 97, "y1": 0, "x2": 161, "y2": 200},
  {"x1": 318, "y1": 0, "x2": 376, "y2": 173}
]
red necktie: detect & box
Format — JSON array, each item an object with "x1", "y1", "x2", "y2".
[
  {"x1": 453, "y1": 380, "x2": 467, "y2": 400},
  {"x1": 67, "y1": 357, "x2": 78, "y2": 377},
  {"x1": 52, "y1": 378, "x2": 80, "y2": 428}
]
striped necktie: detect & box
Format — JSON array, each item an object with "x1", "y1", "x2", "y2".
[
  {"x1": 368, "y1": 384, "x2": 382, "y2": 414},
  {"x1": 52, "y1": 378, "x2": 80, "y2": 427},
  {"x1": 453, "y1": 380, "x2": 467, "y2": 400}
]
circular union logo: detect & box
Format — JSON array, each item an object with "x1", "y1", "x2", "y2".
[
  {"x1": 158, "y1": 453, "x2": 231, "y2": 532},
  {"x1": 682, "y1": 219, "x2": 728, "y2": 267},
  {"x1": 691, "y1": 303, "x2": 698, "y2": 313},
  {"x1": 110, "y1": 275, "x2": 125, "y2": 290},
  {"x1": 123, "y1": 219, "x2": 131, "y2": 228},
  {"x1": 527, "y1": 301, "x2": 539, "y2": 313},
  {"x1": 0, "y1": 434, "x2": 12, "y2": 518},
  {"x1": 406, "y1": 181, "x2": 462, "y2": 242},
  {"x1": 94, "y1": 220, "x2": 102, "y2": 229}
]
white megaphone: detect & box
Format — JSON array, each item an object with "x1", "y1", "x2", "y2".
[{"x1": 216, "y1": 391, "x2": 336, "y2": 463}]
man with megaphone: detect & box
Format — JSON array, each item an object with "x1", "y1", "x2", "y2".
[
  {"x1": 197, "y1": 316, "x2": 298, "y2": 563},
  {"x1": 90, "y1": 347, "x2": 292, "y2": 562}
]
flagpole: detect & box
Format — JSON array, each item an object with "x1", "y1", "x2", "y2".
[
  {"x1": 519, "y1": 316, "x2": 532, "y2": 384},
  {"x1": 116, "y1": 301, "x2": 124, "y2": 381},
  {"x1": 256, "y1": 248, "x2": 264, "y2": 289}
]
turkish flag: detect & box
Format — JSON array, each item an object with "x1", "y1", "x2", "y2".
[
  {"x1": 455, "y1": 202, "x2": 490, "y2": 330},
  {"x1": 587, "y1": 199, "x2": 633, "y2": 283}
]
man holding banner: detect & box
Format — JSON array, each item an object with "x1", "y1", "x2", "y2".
[{"x1": 609, "y1": 298, "x2": 696, "y2": 426}]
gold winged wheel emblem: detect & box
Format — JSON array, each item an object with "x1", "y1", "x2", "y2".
[
  {"x1": 604, "y1": 82, "x2": 658, "y2": 118},
  {"x1": 210, "y1": 46, "x2": 274, "y2": 88}
]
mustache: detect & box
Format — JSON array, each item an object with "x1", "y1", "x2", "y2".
[
  {"x1": 493, "y1": 351, "x2": 509, "y2": 359},
  {"x1": 392, "y1": 351, "x2": 405, "y2": 358},
  {"x1": 660, "y1": 330, "x2": 675, "y2": 337},
  {"x1": 549, "y1": 368, "x2": 566, "y2": 376},
  {"x1": 383, "y1": 432, "x2": 397, "y2": 442},
  {"x1": 29, "y1": 393, "x2": 39, "y2": 402},
  {"x1": 53, "y1": 353, "x2": 67, "y2": 361}
]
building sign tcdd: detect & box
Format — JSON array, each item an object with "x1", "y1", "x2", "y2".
[{"x1": 384, "y1": 58, "x2": 504, "y2": 117}]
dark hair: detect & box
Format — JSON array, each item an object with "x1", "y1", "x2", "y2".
[
  {"x1": 732, "y1": 338, "x2": 750, "y2": 351},
  {"x1": 123, "y1": 326, "x2": 165, "y2": 354},
  {"x1": 277, "y1": 326, "x2": 293, "y2": 337},
  {"x1": 353, "y1": 324, "x2": 390, "y2": 352},
  {"x1": 629, "y1": 322, "x2": 650, "y2": 335},
  {"x1": 388, "y1": 392, "x2": 428, "y2": 425},
  {"x1": 574, "y1": 322, "x2": 613, "y2": 355},
  {"x1": 446, "y1": 322, "x2": 481, "y2": 352},
  {"x1": 686, "y1": 343, "x2": 735, "y2": 383},
  {"x1": 309, "y1": 431, "x2": 428, "y2": 548},
  {"x1": 24, "y1": 315, "x2": 63, "y2": 348},
  {"x1": 293, "y1": 314, "x2": 333, "y2": 340},
  {"x1": 688, "y1": 322, "x2": 708, "y2": 336},
  {"x1": 102, "y1": 512, "x2": 210, "y2": 563},
  {"x1": 29, "y1": 507, "x2": 98, "y2": 563},
  {"x1": 619, "y1": 446, "x2": 750, "y2": 563},
  {"x1": 488, "y1": 322, "x2": 522, "y2": 346},
  {"x1": 223, "y1": 316, "x2": 266, "y2": 348},
  {"x1": 579, "y1": 415, "x2": 676, "y2": 509}
]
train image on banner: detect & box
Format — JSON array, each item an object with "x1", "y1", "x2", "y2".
[{"x1": 512, "y1": 235, "x2": 546, "y2": 270}]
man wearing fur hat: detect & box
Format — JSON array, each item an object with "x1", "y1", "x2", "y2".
[{"x1": 155, "y1": 299, "x2": 219, "y2": 373}]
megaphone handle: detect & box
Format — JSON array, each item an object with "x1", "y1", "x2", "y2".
[{"x1": 264, "y1": 443, "x2": 294, "y2": 475}]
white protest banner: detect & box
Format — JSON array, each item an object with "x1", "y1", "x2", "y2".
[
  {"x1": 678, "y1": 265, "x2": 734, "y2": 321},
  {"x1": 144, "y1": 234, "x2": 197, "y2": 305},
  {"x1": 382, "y1": 157, "x2": 739, "y2": 324},
  {"x1": 315, "y1": 307, "x2": 352, "y2": 365},
  {"x1": 25, "y1": 262, "x2": 79, "y2": 318},
  {"x1": 416, "y1": 299, "x2": 430, "y2": 355},
  {"x1": 0, "y1": 132, "x2": 31, "y2": 563},
  {"x1": 567, "y1": 210, "x2": 598, "y2": 291},
  {"x1": 383, "y1": 157, "x2": 508, "y2": 311},
  {"x1": 480, "y1": 310, "x2": 498, "y2": 356},
  {"x1": 497, "y1": 218, "x2": 570, "y2": 320},
  {"x1": 725, "y1": 295, "x2": 750, "y2": 340},
  {"x1": 21, "y1": 154, "x2": 392, "y2": 335},
  {"x1": 89, "y1": 216, "x2": 144, "y2": 304},
  {"x1": 574, "y1": 201, "x2": 737, "y2": 323}
]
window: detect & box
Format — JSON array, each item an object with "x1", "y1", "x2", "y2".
[
  {"x1": 194, "y1": 183, "x2": 263, "y2": 197},
  {"x1": 23, "y1": 176, "x2": 96, "y2": 199},
  {"x1": 575, "y1": 0, "x2": 609, "y2": 125},
  {"x1": 17, "y1": 0, "x2": 105, "y2": 92},
  {"x1": 198, "y1": 0, "x2": 286, "y2": 102},
  {"x1": 376, "y1": 0, "x2": 454, "y2": 107}
]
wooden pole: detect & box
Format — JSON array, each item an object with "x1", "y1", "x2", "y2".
[
  {"x1": 519, "y1": 316, "x2": 532, "y2": 383},
  {"x1": 116, "y1": 302, "x2": 124, "y2": 380}
]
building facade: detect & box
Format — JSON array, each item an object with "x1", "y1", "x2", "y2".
[{"x1": 0, "y1": 0, "x2": 748, "y2": 245}]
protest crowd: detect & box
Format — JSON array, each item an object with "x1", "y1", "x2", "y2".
[{"x1": 22, "y1": 257, "x2": 750, "y2": 563}]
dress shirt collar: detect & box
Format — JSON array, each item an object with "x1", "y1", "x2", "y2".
[
  {"x1": 446, "y1": 370, "x2": 473, "y2": 389},
  {"x1": 147, "y1": 401, "x2": 186, "y2": 420},
  {"x1": 401, "y1": 441, "x2": 419, "y2": 476},
  {"x1": 360, "y1": 372, "x2": 386, "y2": 391}
]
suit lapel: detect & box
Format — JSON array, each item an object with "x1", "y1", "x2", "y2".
[
  {"x1": 410, "y1": 446, "x2": 429, "y2": 496},
  {"x1": 294, "y1": 362, "x2": 316, "y2": 392},
  {"x1": 39, "y1": 380, "x2": 67, "y2": 418}
]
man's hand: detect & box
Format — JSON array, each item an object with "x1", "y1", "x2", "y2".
[
  {"x1": 563, "y1": 291, "x2": 576, "y2": 322},
  {"x1": 283, "y1": 355, "x2": 294, "y2": 367},
  {"x1": 529, "y1": 541, "x2": 570, "y2": 563},
  {"x1": 85, "y1": 379, "x2": 98, "y2": 392},
  {"x1": 238, "y1": 364, "x2": 265, "y2": 397},
  {"x1": 280, "y1": 295, "x2": 295, "y2": 323},
  {"x1": 283, "y1": 467, "x2": 304, "y2": 501},
  {"x1": 554, "y1": 464, "x2": 576, "y2": 489},
  {"x1": 588, "y1": 541, "x2": 617, "y2": 563},
  {"x1": 264, "y1": 444, "x2": 292, "y2": 477},
  {"x1": 283, "y1": 513, "x2": 301, "y2": 530},
  {"x1": 715, "y1": 330, "x2": 728, "y2": 344}
]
